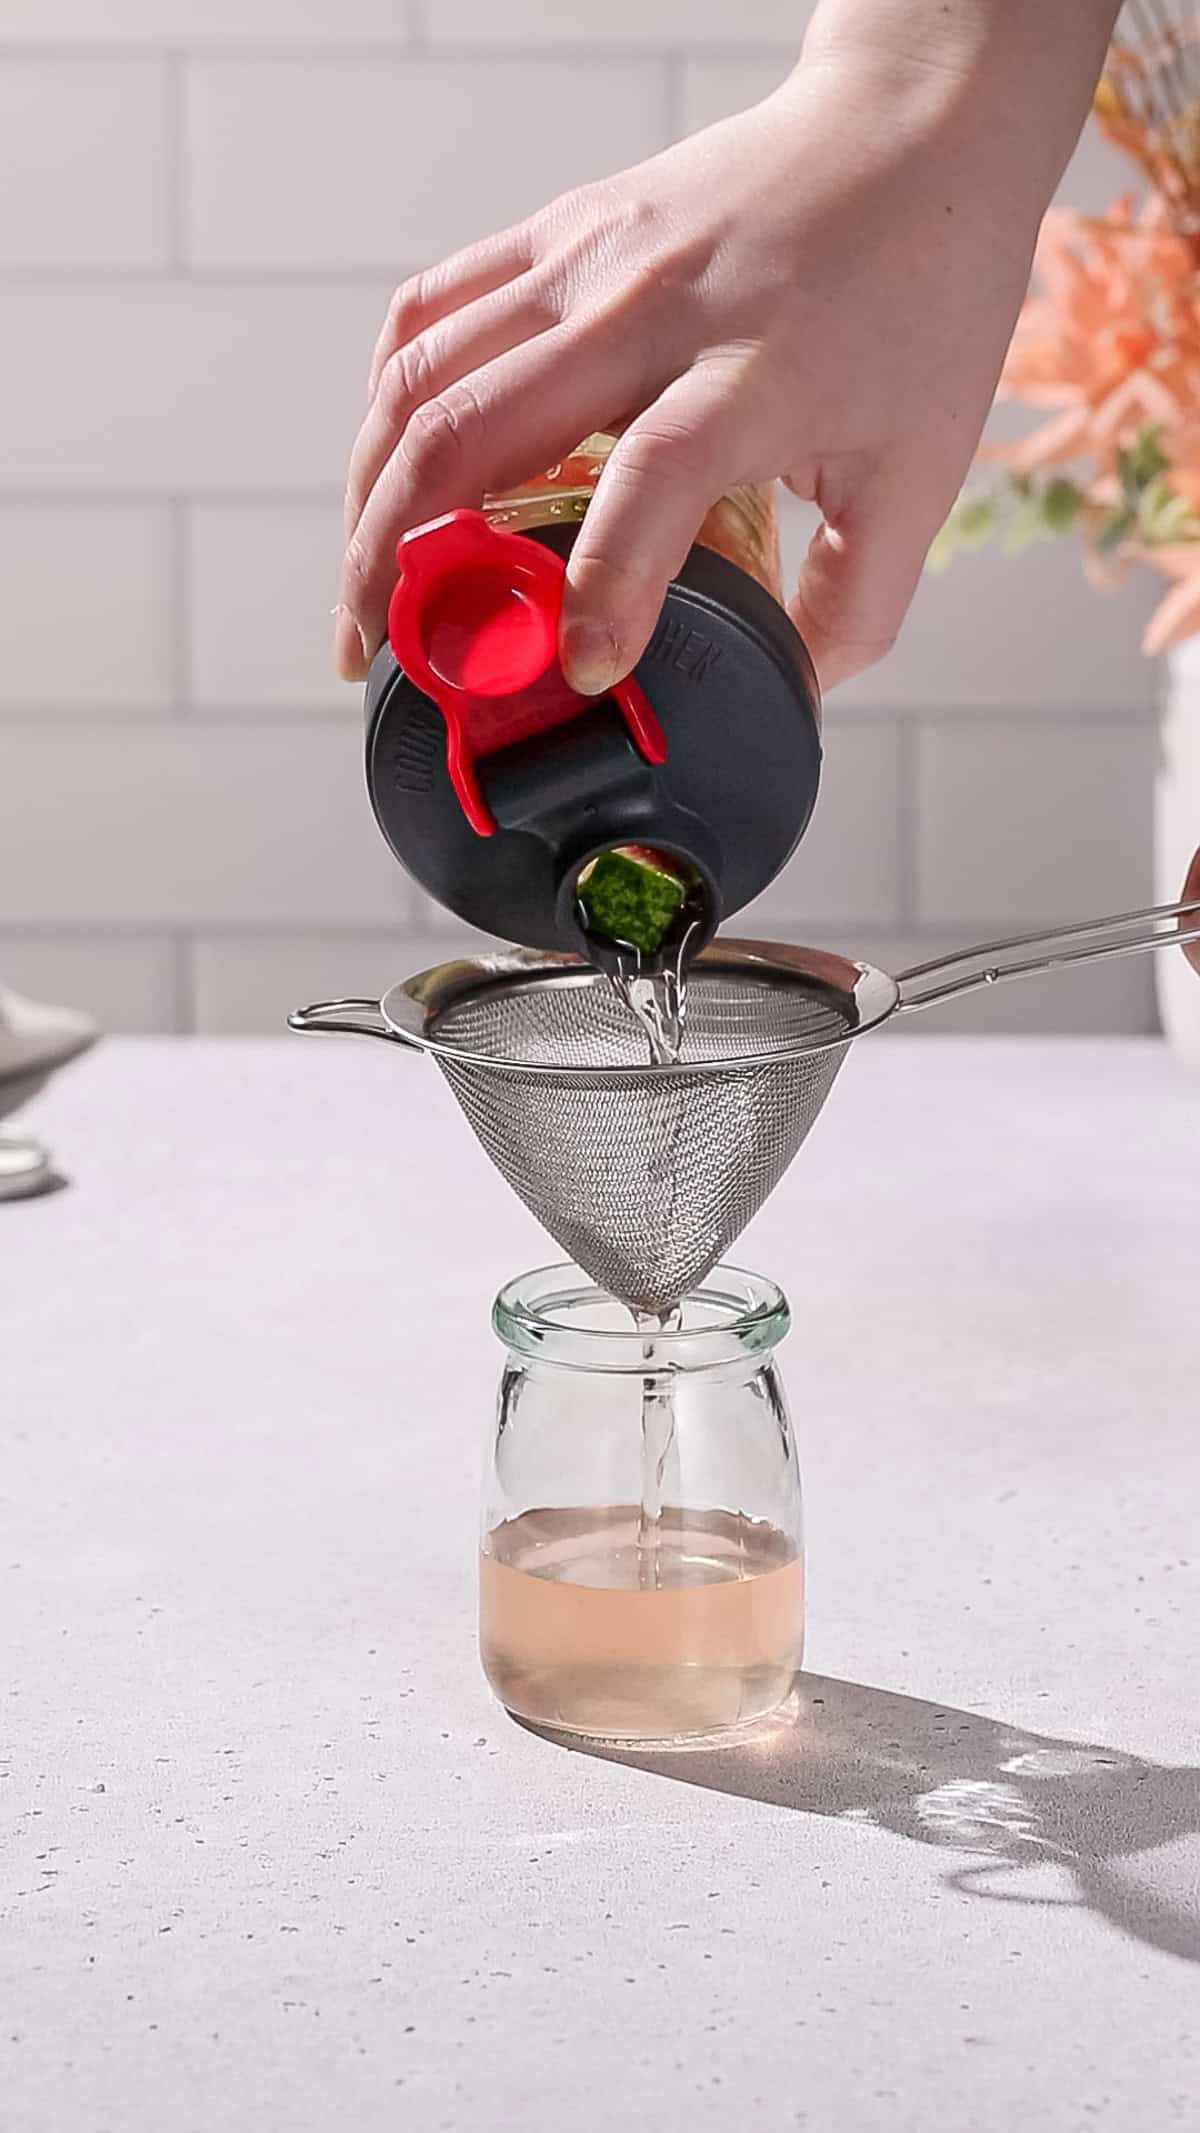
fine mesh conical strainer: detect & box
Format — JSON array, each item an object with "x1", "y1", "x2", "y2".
[{"x1": 290, "y1": 897, "x2": 1199, "y2": 1316}]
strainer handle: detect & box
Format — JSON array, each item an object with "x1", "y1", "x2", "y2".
[
  {"x1": 896, "y1": 896, "x2": 1200, "y2": 1013},
  {"x1": 287, "y1": 998, "x2": 406, "y2": 1045}
]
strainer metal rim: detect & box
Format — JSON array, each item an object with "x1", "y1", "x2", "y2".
[{"x1": 377, "y1": 939, "x2": 898, "y2": 1078}]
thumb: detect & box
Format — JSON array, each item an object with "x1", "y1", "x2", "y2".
[{"x1": 790, "y1": 470, "x2": 941, "y2": 691}]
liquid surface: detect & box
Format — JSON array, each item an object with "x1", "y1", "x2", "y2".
[{"x1": 480, "y1": 1505, "x2": 804, "y2": 1742}]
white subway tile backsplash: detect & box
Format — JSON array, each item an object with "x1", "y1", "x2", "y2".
[
  {"x1": 187, "y1": 58, "x2": 668, "y2": 270},
  {"x1": 0, "y1": 935, "x2": 178, "y2": 1034},
  {"x1": 402, "y1": 913, "x2": 504, "y2": 962},
  {"x1": 906, "y1": 945, "x2": 1158, "y2": 1035},
  {"x1": 0, "y1": 504, "x2": 173, "y2": 710},
  {"x1": 0, "y1": 284, "x2": 389, "y2": 493},
  {"x1": 0, "y1": 0, "x2": 412, "y2": 42},
  {"x1": 429, "y1": 1, "x2": 807, "y2": 47},
  {"x1": 817, "y1": 931, "x2": 1158, "y2": 1037},
  {"x1": 1058, "y1": 116, "x2": 1139, "y2": 216},
  {"x1": 0, "y1": 60, "x2": 167, "y2": 269},
  {"x1": 191, "y1": 931, "x2": 411, "y2": 1034},
  {"x1": 776, "y1": 491, "x2": 1160, "y2": 716},
  {"x1": 0, "y1": 726, "x2": 410, "y2": 926},
  {"x1": 189, "y1": 504, "x2": 347, "y2": 711},
  {"x1": 736, "y1": 720, "x2": 904, "y2": 931},
  {"x1": 679, "y1": 55, "x2": 792, "y2": 134},
  {"x1": 916, "y1": 721, "x2": 1155, "y2": 928}
]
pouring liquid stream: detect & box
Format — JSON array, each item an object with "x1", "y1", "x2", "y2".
[
  {"x1": 606, "y1": 923, "x2": 696, "y2": 1070},
  {"x1": 634, "y1": 1306, "x2": 680, "y2": 1590},
  {"x1": 606, "y1": 941, "x2": 695, "y2": 1589}
]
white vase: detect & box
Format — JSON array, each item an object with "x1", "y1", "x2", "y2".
[{"x1": 1157, "y1": 643, "x2": 1200, "y2": 1063}]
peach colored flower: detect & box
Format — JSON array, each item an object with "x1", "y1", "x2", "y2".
[
  {"x1": 992, "y1": 198, "x2": 1200, "y2": 479},
  {"x1": 982, "y1": 193, "x2": 1200, "y2": 651},
  {"x1": 947, "y1": 39, "x2": 1200, "y2": 651}
]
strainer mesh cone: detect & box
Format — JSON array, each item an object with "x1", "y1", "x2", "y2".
[{"x1": 425, "y1": 964, "x2": 854, "y2": 1315}]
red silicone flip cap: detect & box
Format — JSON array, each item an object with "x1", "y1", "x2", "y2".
[{"x1": 386, "y1": 508, "x2": 666, "y2": 836}]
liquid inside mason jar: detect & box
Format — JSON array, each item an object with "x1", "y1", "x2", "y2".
[{"x1": 480, "y1": 1504, "x2": 804, "y2": 1742}]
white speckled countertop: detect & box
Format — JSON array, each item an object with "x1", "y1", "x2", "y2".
[{"x1": 4, "y1": 1036, "x2": 1199, "y2": 2133}]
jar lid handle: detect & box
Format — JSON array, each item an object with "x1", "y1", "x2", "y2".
[{"x1": 386, "y1": 509, "x2": 666, "y2": 837}]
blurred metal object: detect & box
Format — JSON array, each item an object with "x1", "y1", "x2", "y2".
[
  {"x1": 0, "y1": 986, "x2": 96, "y2": 1119},
  {"x1": 0, "y1": 985, "x2": 98, "y2": 1196},
  {"x1": 0, "y1": 1134, "x2": 53, "y2": 1202}
]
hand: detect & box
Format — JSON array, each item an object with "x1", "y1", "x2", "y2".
[{"x1": 337, "y1": 3, "x2": 1118, "y2": 695}]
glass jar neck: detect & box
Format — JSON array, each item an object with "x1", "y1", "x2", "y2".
[{"x1": 492, "y1": 1265, "x2": 789, "y2": 1375}]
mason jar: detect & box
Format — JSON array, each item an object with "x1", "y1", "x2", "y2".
[
  {"x1": 484, "y1": 432, "x2": 784, "y2": 602},
  {"x1": 480, "y1": 1264, "x2": 803, "y2": 1745}
]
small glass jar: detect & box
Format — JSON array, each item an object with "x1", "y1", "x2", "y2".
[
  {"x1": 480, "y1": 1265, "x2": 803, "y2": 1745},
  {"x1": 484, "y1": 432, "x2": 784, "y2": 603}
]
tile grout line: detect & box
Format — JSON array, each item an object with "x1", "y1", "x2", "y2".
[
  {"x1": 897, "y1": 716, "x2": 920, "y2": 930},
  {"x1": 0, "y1": 705, "x2": 360, "y2": 727},
  {"x1": 0, "y1": 487, "x2": 345, "y2": 507},
  {"x1": 0, "y1": 38, "x2": 799, "y2": 63},
  {"x1": 0, "y1": 700, "x2": 1158, "y2": 729},
  {"x1": 171, "y1": 932, "x2": 195, "y2": 1034},
  {"x1": 662, "y1": 54, "x2": 686, "y2": 143},
  {"x1": 0, "y1": 265, "x2": 403, "y2": 286},
  {"x1": 163, "y1": 51, "x2": 188, "y2": 271},
  {"x1": 169, "y1": 497, "x2": 191, "y2": 714}
]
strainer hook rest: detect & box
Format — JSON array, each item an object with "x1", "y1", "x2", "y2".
[{"x1": 288, "y1": 998, "x2": 408, "y2": 1046}]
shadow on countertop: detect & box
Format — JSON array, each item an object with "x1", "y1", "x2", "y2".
[{"x1": 530, "y1": 1675, "x2": 1200, "y2": 1967}]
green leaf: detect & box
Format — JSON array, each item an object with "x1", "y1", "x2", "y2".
[
  {"x1": 926, "y1": 493, "x2": 996, "y2": 572},
  {"x1": 1118, "y1": 425, "x2": 1169, "y2": 505},
  {"x1": 925, "y1": 525, "x2": 958, "y2": 573},
  {"x1": 1004, "y1": 491, "x2": 1048, "y2": 552},
  {"x1": 1041, "y1": 476, "x2": 1083, "y2": 533},
  {"x1": 1097, "y1": 503, "x2": 1135, "y2": 553},
  {"x1": 955, "y1": 496, "x2": 997, "y2": 547},
  {"x1": 1001, "y1": 475, "x2": 1080, "y2": 551},
  {"x1": 1136, "y1": 474, "x2": 1199, "y2": 544}
]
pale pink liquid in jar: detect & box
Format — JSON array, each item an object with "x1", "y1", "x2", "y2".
[{"x1": 480, "y1": 1503, "x2": 804, "y2": 1742}]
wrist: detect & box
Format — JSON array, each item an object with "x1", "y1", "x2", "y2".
[{"x1": 789, "y1": 0, "x2": 1121, "y2": 219}]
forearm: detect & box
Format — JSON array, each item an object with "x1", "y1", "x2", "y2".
[{"x1": 791, "y1": 0, "x2": 1123, "y2": 223}]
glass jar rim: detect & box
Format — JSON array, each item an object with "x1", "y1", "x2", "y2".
[{"x1": 492, "y1": 1263, "x2": 789, "y2": 1374}]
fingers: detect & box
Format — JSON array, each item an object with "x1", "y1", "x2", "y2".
[
  {"x1": 337, "y1": 326, "x2": 648, "y2": 678},
  {"x1": 1184, "y1": 847, "x2": 1200, "y2": 977},
  {"x1": 559, "y1": 369, "x2": 742, "y2": 695},
  {"x1": 346, "y1": 275, "x2": 558, "y2": 545},
  {"x1": 366, "y1": 230, "x2": 536, "y2": 403},
  {"x1": 789, "y1": 469, "x2": 941, "y2": 691}
]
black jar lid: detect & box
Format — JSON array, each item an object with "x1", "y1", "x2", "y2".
[{"x1": 365, "y1": 521, "x2": 822, "y2": 957}]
